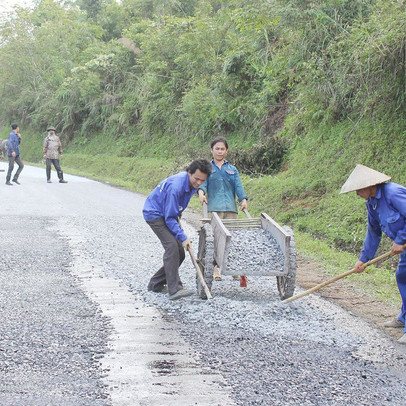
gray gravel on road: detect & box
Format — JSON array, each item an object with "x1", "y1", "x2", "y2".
[
  {"x1": 0, "y1": 215, "x2": 111, "y2": 405},
  {"x1": 73, "y1": 212, "x2": 406, "y2": 406}
]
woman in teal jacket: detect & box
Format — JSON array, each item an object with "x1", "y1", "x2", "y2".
[{"x1": 198, "y1": 137, "x2": 248, "y2": 280}]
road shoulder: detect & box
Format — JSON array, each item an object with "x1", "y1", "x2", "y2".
[{"x1": 182, "y1": 207, "x2": 402, "y2": 342}]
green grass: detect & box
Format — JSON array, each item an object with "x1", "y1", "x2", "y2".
[{"x1": 62, "y1": 153, "x2": 177, "y2": 194}]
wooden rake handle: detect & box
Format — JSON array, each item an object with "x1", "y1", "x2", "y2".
[
  {"x1": 283, "y1": 244, "x2": 406, "y2": 304},
  {"x1": 187, "y1": 246, "x2": 213, "y2": 300}
]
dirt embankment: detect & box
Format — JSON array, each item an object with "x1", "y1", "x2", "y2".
[
  {"x1": 183, "y1": 208, "x2": 402, "y2": 341},
  {"x1": 296, "y1": 256, "x2": 401, "y2": 340}
]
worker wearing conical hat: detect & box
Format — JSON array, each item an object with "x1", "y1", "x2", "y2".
[{"x1": 341, "y1": 164, "x2": 406, "y2": 344}]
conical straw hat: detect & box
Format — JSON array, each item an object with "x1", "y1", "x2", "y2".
[{"x1": 340, "y1": 164, "x2": 391, "y2": 194}]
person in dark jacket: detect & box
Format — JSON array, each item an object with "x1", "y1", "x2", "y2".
[
  {"x1": 5, "y1": 123, "x2": 24, "y2": 185},
  {"x1": 43, "y1": 126, "x2": 67, "y2": 183},
  {"x1": 143, "y1": 159, "x2": 211, "y2": 300},
  {"x1": 341, "y1": 164, "x2": 406, "y2": 344}
]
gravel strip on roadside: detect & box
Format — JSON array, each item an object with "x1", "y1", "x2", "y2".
[{"x1": 70, "y1": 211, "x2": 406, "y2": 406}]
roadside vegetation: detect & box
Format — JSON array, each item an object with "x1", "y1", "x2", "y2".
[{"x1": 1, "y1": 0, "x2": 405, "y2": 306}]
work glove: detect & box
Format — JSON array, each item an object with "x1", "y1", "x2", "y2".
[{"x1": 182, "y1": 238, "x2": 191, "y2": 250}]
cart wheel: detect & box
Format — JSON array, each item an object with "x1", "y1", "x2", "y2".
[
  {"x1": 196, "y1": 223, "x2": 214, "y2": 299},
  {"x1": 277, "y1": 226, "x2": 296, "y2": 300}
]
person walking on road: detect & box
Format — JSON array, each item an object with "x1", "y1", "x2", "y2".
[
  {"x1": 5, "y1": 123, "x2": 24, "y2": 185},
  {"x1": 143, "y1": 159, "x2": 211, "y2": 300},
  {"x1": 198, "y1": 137, "x2": 248, "y2": 280},
  {"x1": 341, "y1": 164, "x2": 406, "y2": 344},
  {"x1": 43, "y1": 126, "x2": 67, "y2": 183}
]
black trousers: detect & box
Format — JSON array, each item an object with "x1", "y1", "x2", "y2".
[
  {"x1": 46, "y1": 158, "x2": 63, "y2": 181},
  {"x1": 6, "y1": 155, "x2": 24, "y2": 182}
]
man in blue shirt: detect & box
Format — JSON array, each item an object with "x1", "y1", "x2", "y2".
[
  {"x1": 341, "y1": 164, "x2": 406, "y2": 344},
  {"x1": 6, "y1": 123, "x2": 24, "y2": 185},
  {"x1": 143, "y1": 159, "x2": 211, "y2": 300},
  {"x1": 198, "y1": 137, "x2": 248, "y2": 281}
]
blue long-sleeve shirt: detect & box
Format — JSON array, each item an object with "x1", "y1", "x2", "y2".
[
  {"x1": 143, "y1": 171, "x2": 196, "y2": 242},
  {"x1": 199, "y1": 160, "x2": 248, "y2": 213},
  {"x1": 7, "y1": 130, "x2": 20, "y2": 157},
  {"x1": 360, "y1": 182, "x2": 406, "y2": 262}
]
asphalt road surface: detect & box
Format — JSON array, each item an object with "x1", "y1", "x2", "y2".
[{"x1": 0, "y1": 162, "x2": 405, "y2": 406}]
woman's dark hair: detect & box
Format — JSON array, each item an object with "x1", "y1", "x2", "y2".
[
  {"x1": 186, "y1": 159, "x2": 212, "y2": 176},
  {"x1": 11, "y1": 123, "x2": 18, "y2": 129},
  {"x1": 210, "y1": 136, "x2": 228, "y2": 149}
]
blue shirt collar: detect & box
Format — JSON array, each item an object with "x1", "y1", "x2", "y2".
[
  {"x1": 183, "y1": 171, "x2": 193, "y2": 192},
  {"x1": 367, "y1": 184, "x2": 382, "y2": 208},
  {"x1": 370, "y1": 184, "x2": 382, "y2": 202},
  {"x1": 212, "y1": 159, "x2": 229, "y2": 170}
]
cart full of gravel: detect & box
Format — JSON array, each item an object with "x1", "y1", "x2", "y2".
[{"x1": 226, "y1": 229, "x2": 285, "y2": 274}]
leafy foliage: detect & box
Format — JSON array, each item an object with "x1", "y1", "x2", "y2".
[{"x1": 1, "y1": 0, "x2": 406, "y2": 257}]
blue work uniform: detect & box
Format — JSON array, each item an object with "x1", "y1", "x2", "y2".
[
  {"x1": 359, "y1": 182, "x2": 406, "y2": 331},
  {"x1": 199, "y1": 160, "x2": 248, "y2": 213},
  {"x1": 7, "y1": 130, "x2": 21, "y2": 157},
  {"x1": 143, "y1": 171, "x2": 196, "y2": 242}
]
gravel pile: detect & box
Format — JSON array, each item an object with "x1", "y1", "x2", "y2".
[
  {"x1": 226, "y1": 229, "x2": 284, "y2": 273},
  {"x1": 72, "y1": 213, "x2": 406, "y2": 406}
]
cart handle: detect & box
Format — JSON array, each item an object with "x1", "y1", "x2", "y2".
[
  {"x1": 203, "y1": 202, "x2": 251, "y2": 219},
  {"x1": 243, "y1": 208, "x2": 252, "y2": 218},
  {"x1": 202, "y1": 202, "x2": 209, "y2": 219},
  {"x1": 187, "y1": 246, "x2": 212, "y2": 299}
]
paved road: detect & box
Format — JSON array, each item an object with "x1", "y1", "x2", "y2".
[
  {"x1": 0, "y1": 163, "x2": 233, "y2": 405},
  {"x1": 1, "y1": 162, "x2": 406, "y2": 405}
]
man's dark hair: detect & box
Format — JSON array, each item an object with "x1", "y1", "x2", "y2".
[
  {"x1": 11, "y1": 123, "x2": 18, "y2": 130},
  {"x1": 186, "y1": 159, "x2": 212, "y2": 176},
  {"x1": 210, "y1": 136, "x2": 228, "y2": 149}
]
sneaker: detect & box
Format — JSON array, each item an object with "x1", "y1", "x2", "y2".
[
  {"x1": 5, "y1": 181, "x2": 12, "y2": 185},
  {"x1": 383, "y1": 318, "x2": 405, "y2": 328},
  {"x1": 169, "y1": 288, "x2": 194, "y2": 300},
  {"x1": 47, "y1": 180, "x2": 52, "y2": 183},
  {"x1": 12, "y1": 179, "x2": 20, "y2": 185},
  {"x1": 397, "y1": 333, "x2": 406, "y2": 344},
  {"x1": 59, "y1": 180, "x2": 68, "y2": 183},
  {"x1": 213, "y1": 266, "x2": 222, "y2": 281}
]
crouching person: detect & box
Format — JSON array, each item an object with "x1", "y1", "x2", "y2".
[{"x1": 143, "y1": 159, "x2": 211, "y2": 300}]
